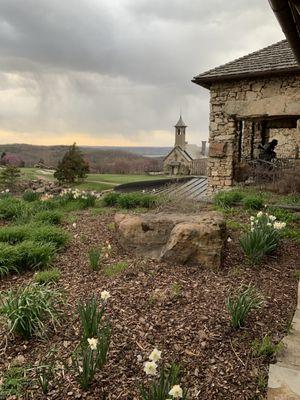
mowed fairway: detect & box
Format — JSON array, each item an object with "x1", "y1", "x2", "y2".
[{"x1": 19, "y1": 168, "x2": 168, "y2": 191}]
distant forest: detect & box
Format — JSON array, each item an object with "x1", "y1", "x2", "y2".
[{"x1": 0, "y1": 144, "x2": 164, "y2": 174}]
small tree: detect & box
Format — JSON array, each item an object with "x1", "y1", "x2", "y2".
[
  {"x1": 54, "y1": 143, "x2": 89, "y2": 184},
  {"x1": 0, "y1": 165, "x2": 21, "y2": 190}
]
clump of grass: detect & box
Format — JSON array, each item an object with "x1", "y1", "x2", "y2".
[
  {"x1": 280, "y1": 227, "x2": 300, "y2": 243},
  {"x1": 226, "y1": 285, "x2": 264, "y2": 329},
  {"x1": 0, "y1": 224, "x2": 70, "y2": 249},
  {"x1": 0, "y1": 365, "x2": 30, "y2": 398},
  {"x1": 34, "y1": 268, "x2": 61, "y2": 285},
  {"x1": 242, "y1": 195, "x2": 264, "y2": 210},
  {"x1": 171, "y1": 282, "x2": 182, "y2": 298},
  {"x1": 213, "y1": 190, "x2": 244, "y2": 208},
  {"x1": 23, "y1": 190, "x2": 40, "y2": 202},
  {"x1": 240, "y1": 228, "x2": 279, "y2": 265},
  {"x1": 104, "y1": 262, "x2": 128, "y2": 277},
  {"x1": 0, "y1": 241, "x2": 56, "y2": 276},
  {"x1": 29, "y1": 225, "x2": 70, "y2": 249},
  {"x1": 0, "y1": 284, "x2": 63, "y2": 338},
  {"x1": 102, "y1": 192, "x2": 121, "y2": 207},
  {"x1": 0, "y1": 225, "x2": 28, "y2": 244},
  {"x1": 34, "y1": 210, "x2": 63, "y2": 225},
  {"x1": 269, "y1": 208, "x2": 300, "y2": 223},
  {"x1": 0, "y1": 198, "x2": 27, "y2": 220},
  {"x1": 88, "y1": 247, "x2": 102, "y2": 271},
  {"x1": 117, "y1": 193, "x2": 157, "y2": 209},
  {"x1": 251, "y1": 335, "x2": 283, "y2": 357},
  {"x1": 102, "y1": 192, "x2": 157, "y2": 209}
]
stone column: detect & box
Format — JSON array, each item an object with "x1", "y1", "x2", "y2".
[{"x1": 242, "y1": 120, "x2": 254, "y2": 160}]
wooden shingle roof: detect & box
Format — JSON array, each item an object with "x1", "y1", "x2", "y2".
[{"x1": 193, "y1": 40, "x2": 300, "y2": 89}]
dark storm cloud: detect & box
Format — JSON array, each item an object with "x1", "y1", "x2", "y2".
[{"x1": 0, "y1": 0, "x2": 284, "y2": 145}]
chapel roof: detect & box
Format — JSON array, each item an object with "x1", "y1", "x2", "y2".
[
  {"x1": 175, "y1": 115, "x2": 187, "y2": 127},
  {"x1": 193, "y1": 40, "x2": 300, "y2": 89}
]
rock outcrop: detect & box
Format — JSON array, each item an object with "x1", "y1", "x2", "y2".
[{"x1": 115, "y1": 212, "x2": 225, "y2": 268}]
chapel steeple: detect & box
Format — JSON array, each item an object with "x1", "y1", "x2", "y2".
[{"x1": 174, "y1": 115, "x2": 187, "y2": 148}]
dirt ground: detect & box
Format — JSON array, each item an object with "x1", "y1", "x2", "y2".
[{"x1": 0, "y1": 208, "x2": 299, "y2": 400}]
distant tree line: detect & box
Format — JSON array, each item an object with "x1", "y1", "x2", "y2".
[{"x1": 0, "y1": 145, "x2": 163, "y2": 175}]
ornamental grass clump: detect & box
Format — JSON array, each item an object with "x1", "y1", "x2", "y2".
[
  {"x1": 73, "y1": 291, "x2": 111, "y2": 390},
  {"x1": 213, "y1": 190, "x2": 244, "y2": 208},
  {"x1": 0, "y1": 241, "x2": 56, "y2": 277},
  {"x1": 0, "y1": 198, "x2": 26, "y2": 221},
  {"x1": 251, "y1": 335, "x2": 283, "y2": 358},
  {"x1": 140, "y1": 348, "x2": 188, "y2": 400},
  {"x1": 34, "y1": 210, "x2": 63, "y2": 225},
  {"x1": 0, "y1": 284, "x2": 63, "y2": 339},
  {"x1": 34, "y1": 268, "x2": 61, "y2": 285},
  {"x1": 88, "y1": 247, "x2": 103, "y2": 271},
  {"x1": 226, "y1": 285, "x2": 264, "y2": 329},
  {"x1": 23, "y1": 190, "x2": 40, "y2": 202},
  {"x1": 240, "y1": 211, "x2": 285, "y2": 265}
]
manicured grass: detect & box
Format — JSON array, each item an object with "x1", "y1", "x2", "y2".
[{"x1": 19, "y1": 168, "x2": 169, "y2": 186}]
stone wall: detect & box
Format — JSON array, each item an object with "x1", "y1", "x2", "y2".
[
  {"x1": 269, "y1": 128, "x2": 299, "y2": 158},
  {"x1": 208, "y1": 73, "x2": 300, "y2": 191}
]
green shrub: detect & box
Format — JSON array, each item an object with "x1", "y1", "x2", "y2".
[
  {"x1": 226, "y1": 285, "x2": 263, "y2": 329},
  {"x1": 0, "y1": 242, "x2": 18, "y2": 277},
  {"x1": 88, "y1": 247, "x2": 102, "y2": 271},
  {"x1": 0, "y1": 198, "x2": 25, "y2": 220},
  {"x1": 13, "y1": 241, "x2": 56, "y2": 271},
  {"x1": 102, "y1": 192, "x2": 121, "y2": 207},
  {"x1": 104, "y1": 262, "x2": 128, "y2": 277},
  {"x1": 213, "y1": 190, "x2": 244, "y2": 208},
  {"x1": 0, "y1": 224, "x2": 69, "y2": 248},
  {"x1": 242, "y1": 195, "x2": 264, "y2": 210},
  {"x1": 29, "y1": 225, "x2": 70, "y2": 249},
  {"x1": 240, "y1": 228, "x2": 279, "y2": 264},
  {"x1": 34, "y1": 268, "x2": 61, "y2": 284},
  {"x1": 251, "y1": 335, "x2": 283, "y2": 357},
  {"x1": 0, "y1": 241, "x2": 56, "y2": 276},
  {"x1": 117, "y1": 193, "x2": 157, "y2": 209},
  {"x1": 0, "y1": 225, "x2": 28, "y2": 244},
  {"x1": 0, "y1": 284, "x2": 62, "y2": 338},
  {"x1": 34, "y1": 210, "x2": 63, "y2": 225},
  {"x1": 79, "y1": 194, "x2": 96, "y2": 209},
  {"x1": 23, "y1": 190, "x2": 40, "y2": 202}
]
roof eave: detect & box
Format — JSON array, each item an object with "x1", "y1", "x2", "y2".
[
  {"x1": 192, "y1": 66, "x2": 300, "y2": 89},
  {"x1": 269, "y1": 0, "x2": 300, "y2": 64}
]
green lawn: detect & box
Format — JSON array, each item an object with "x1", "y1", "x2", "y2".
[{"x1": 19, "y1": 168, "x2": 168, "y2": 189}]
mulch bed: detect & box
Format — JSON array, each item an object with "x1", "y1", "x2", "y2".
[{"x1": 0, "y1": 209, "x2": 299, "y2": 400}]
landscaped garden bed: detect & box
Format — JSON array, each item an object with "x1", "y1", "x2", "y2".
[{"x1": 0, "y1": 189, "x2": 299, "y2": 399}]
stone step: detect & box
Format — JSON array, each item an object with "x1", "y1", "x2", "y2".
[{"x1": 268, "y1": 364, "x2": 300, "y2": 399}]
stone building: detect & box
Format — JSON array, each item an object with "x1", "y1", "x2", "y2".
[
  {"x1": 193, "y1": 40, "x2": 300, "y2": 191},
  {"x1": 163, "y1": 116, "x2": 207, "y2": 175}
]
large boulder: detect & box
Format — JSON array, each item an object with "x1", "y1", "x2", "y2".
[{"x1": 115, "y1": 212, "x2": 226, "y2": 268}]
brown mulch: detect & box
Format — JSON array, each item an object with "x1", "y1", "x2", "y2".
[{"x1": 0, "y1": 209, "x2": 299, "y2": 400}]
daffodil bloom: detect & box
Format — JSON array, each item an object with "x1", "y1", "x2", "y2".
[
  {"x1": 143, "y1": 360, "x2": 157, "y2": 376},
  {"x1": 149, "y1": 348, "x2": 162, "y2": 362},
  {"x1": 274, "y1": 221, "x2": 286, "y2": 230},
  {"x1": 101, "y1": 290, "x2": 111, "y2": 301},
  {"x1": 169, "y1": 385, "x2": 183, "y2": 398},
  {"x1": 87, "y1": 337, "x2": 98, "y2": 350}
]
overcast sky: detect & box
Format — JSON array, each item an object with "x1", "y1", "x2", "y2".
[{"x1": 0, "y1": 0, "x2": 284, "y2": 147}]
